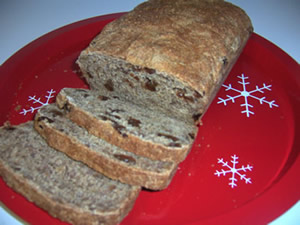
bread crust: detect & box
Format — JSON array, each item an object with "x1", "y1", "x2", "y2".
[
  {"x1": 34, "y1": 107, "x2": 178, "y2": 190},
  {"x1": 81, "y1": 0, "x2": 253, "y2": 98}
]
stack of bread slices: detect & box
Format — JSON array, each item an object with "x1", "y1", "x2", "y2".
[{"x1": 0, "y1": 0, "x2": 253, "y2": 224}]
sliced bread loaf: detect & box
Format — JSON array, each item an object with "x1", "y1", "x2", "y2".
[
  {"x1": 77, "y1": 0, "x2": 253, "y2": 124},
  {"x1": 34, "y1": 104, "x2": 178, "y2": 190},
  {"x1": 56, "y1": 88, "x2": 197, "y2": 163},
  {"x1": 0, "y1": 121, "x2": 140, "y2": 225}
]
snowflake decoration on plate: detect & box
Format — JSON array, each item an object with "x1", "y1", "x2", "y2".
[
  {"x1": 217, "y1": 74, "x2": 279, "y2": 117},
  {"x1": 214, "y1": 155, "x2": 253, "y2": 188},
  {"x1": 20, "y1": 89, "x2": 56, "y2": 115}
]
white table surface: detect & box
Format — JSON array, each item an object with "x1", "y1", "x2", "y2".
[{"x1": 0, "y1": 0, "x2": 299, "y2": 224}]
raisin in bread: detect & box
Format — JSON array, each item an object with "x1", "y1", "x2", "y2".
[
  {"x1": 34, "y1": 104, "x2": 178, "y2": 190},
  {"x1": 77, "y1": 0, "x2": 253, "y2": 124},
  {"x1": 56, "y1": 88, "x2": 197, "y2": 163},
  {"x1": 0, "y1": 121, "x2": 140, "y2": 225}
]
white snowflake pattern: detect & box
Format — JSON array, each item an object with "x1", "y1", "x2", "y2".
[
  {"x1": 20, "y1": 89, "x2": 56, "y2": 115},
  {"x1": 214, "y1": 155, "x2": 253, "y2": 188},
  {"x1": 217, "y1": 74, "x2": 279, "y2": 117}
]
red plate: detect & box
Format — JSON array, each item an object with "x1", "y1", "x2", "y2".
[{"x1": 0, "y1": 13, "x2": 299, "y2": 225}]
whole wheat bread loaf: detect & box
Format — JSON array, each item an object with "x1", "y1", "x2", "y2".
[
  {"x1": 56, "y1": 88, "x2": 197, "y2": 163},
  {"x1": 77, "y1": 0, "x2": 253, "y2": 124},
  {"x1": 0, "y1": 122, "x2": 140, "y2": 225},
  {"x1": 34, "y1": 104, "x2": 178, "y2": 190},
  {"x1": 1, "y1": 1, "x2": 254, "y2": 224}
]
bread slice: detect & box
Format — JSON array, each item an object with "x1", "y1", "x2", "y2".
[
  {"x1": 34, "y1": 104, "x2": 178, "y2": 190},
  {"x1": 77, "y1": 0, "x2": 253, "y2": 124},
  {"x1": 0, "y1": 121, "x2": 140, "y2": 225},
  {"x1": 56, "y1": 88, "x2": 197, "y2": 163}
]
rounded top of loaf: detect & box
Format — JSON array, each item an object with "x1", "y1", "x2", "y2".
[{"x1": 83, "y1": 0, "x2": 253, "y2": 92}]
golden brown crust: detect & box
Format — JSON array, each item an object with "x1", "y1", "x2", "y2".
[
  {"x1": 83, "y1": 0, "x2": 253, "y2": 96},
  {"x1": 0, "y1": 161, "x2": 139, "y2": 225},
  {"x1": 34, "y1": 112, "x2": 178, "y2": 190},
  {"x1": 56, "y1": 92, "x2": 192, "y2": 163}
]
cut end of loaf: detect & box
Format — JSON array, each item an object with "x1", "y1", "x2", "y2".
[{"x1": 77, "y1": 53, "x2": 207, "y2": 125}]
